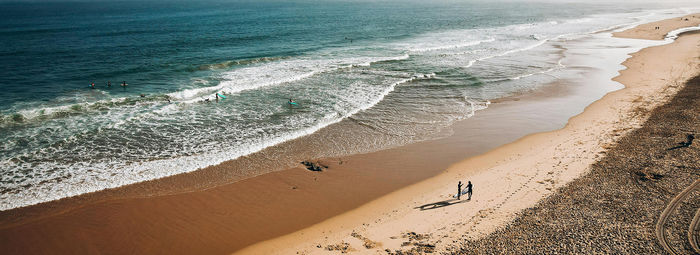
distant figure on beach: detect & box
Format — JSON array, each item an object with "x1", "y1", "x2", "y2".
[
  {"x1": 457, "y1": 181, "x2": 463, "y2": 200},
  {"x1": 90, "y1": 82, "x2": 95, "y2": 89},
  {"x1": 683, "y1": 134, "x2": 695, "y2": 146},
  {"x1": 667, "y1": 134, "x2": 695, "y2": 150},
  {"x1": 466, "y1": 181, "x2": 473, "y2": 200}
]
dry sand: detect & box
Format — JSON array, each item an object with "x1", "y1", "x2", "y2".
[
  {"x1": 0, "y1": 30, "x2": 611, "y2": 255},
  {"x1": 613, "y1": 13, "x2": 700, "y2": 40},
  {"x1": 1, "y1": 13, "x2": 698, "y2": 255},
  {"x1": 237, "y1": 14, "x2": 700, "y2": 255},
  {"x1": 456, "y1": 64, "x2": 700, "y2": 255}
]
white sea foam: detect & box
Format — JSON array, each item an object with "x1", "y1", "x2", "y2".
[
  {"x1": 0, "y1": 71, "x2": 433, "y2": 210},
  {"x1": 507, "y1": 59, "x2": 565, "y2": 81},
  {"x1": 168, "y1": 54, "x2": 410, "y2": 104},
  {"x1": 464, "y1": 99, "x2": 490, "y2": 118},
  {"x1": 5, "y1": 7, "x2": 700, "y2": 211},
  {"x1": 6, "y1": 53, "x2": 412, "y2": 126},
  {"x1": 405, "y1": 38, "x2": 495, "y2": 53},
  {"x1": 463, "y1": 39, "x2": 549, "y2": 69},
  {"x1": 665, "y1": 25, "x2": 700, "y2": 40},
  {"x1": 460, "y1": 10, "x2": 682, "y2": 70},
  {"x1": 2, "y1": 95, "x2": 144, "y2": 126}
]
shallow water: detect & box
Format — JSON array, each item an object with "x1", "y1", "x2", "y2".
[{"x1": 0, "y1": 0, "x2": 698, "y2": 210}]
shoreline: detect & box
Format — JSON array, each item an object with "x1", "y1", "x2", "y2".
[
  {"x1": 0, "y1": 71, "x2": 601, "y2": 253},
  {"x1": 1, "y1": 13, "x2": 699, "y2": 255},
  {"x1": 457, "y1": 59, "x2": 700, "y2": 255},
  {"x1": 236, "y1": 14, "x2": 700, "y2": 254}
]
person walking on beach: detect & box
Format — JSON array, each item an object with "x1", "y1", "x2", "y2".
[
  {"x1": 457, "y1": 181, "x2": 463, "y2": 200},
  {"x1": 466, "y1": 181, "x2": 473, "y2": 200}
]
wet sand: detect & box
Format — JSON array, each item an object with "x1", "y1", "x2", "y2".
[
  {"x1": 0, "y1": 70, "x2": 600, "y2": 254},
  {"x1": 237, "y1": 14, "x2": 700, "y2": 255},
  {"x1": 1, "y1": 14, "x2": 699, "y2": 255},
  {"x1": 458, "y1": 73, "x2": 700, "y2": 254}
]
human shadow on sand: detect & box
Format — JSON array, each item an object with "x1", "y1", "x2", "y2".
[
  {"x1": 667, "y1": 134, "x2": 694, "y2": 151},
  {"x1": 415, "y1": 199, "x2": 467, "y2": 211}
]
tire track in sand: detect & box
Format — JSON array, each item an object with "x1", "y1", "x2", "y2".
[
  {"x1": 689, "y1": 207, "x2": 700, "y2": 254},
  {"x1": 656, "y1": 179, "x2": 700, "y2": 255}
]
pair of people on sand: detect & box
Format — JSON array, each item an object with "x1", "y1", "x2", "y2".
[{"x1": 457, "y1": 181, "x2": 472, "y2": 200}]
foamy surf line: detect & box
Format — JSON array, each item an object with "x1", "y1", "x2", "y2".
[
  {"x1": 406, "y1": 38, "x2": 495, "y2": 53},
  {"x1": 460, "y1": 10, "x2": 691, "y2": 70},
  {"x1": 1, "y1": 54, "x2": 412, "y2": 125},
  {"x1": 487, "y1": 62, "x2": 565, "y2": 83},
  {"x1": 169, "y1": 54, "x2": 410, "y2": 104},
  {"x1": 0, "y1": 72, "x2": 442, "y2": 211},
  {"x1": 0, "y1": 95, "x2": 166, "y2": 126},
  {"x1": 464, "y1": 37, "x2": 551, "y2": 69},
  {"x1": 666, "y1": 25, "x2": 700, "y2": 40},
  {"x1": 2, "y1": 9, "x2": 690, "y2": 125},
  {"x1": 3, "y1": 8, "x2": 697, "y2": 211}
]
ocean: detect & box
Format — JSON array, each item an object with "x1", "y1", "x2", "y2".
[{"x1": 1, "y1": 0, "x2": 698, "y2": 210}]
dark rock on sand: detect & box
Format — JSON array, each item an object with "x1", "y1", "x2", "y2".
[{"x1": 301, "y1": 161, "x2": 327, "y2": 171}]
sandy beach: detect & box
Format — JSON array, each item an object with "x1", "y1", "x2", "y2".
[
  {"x1": 458, "y1": 74, "x2": 700, "y2": 254},
  {"x1": 237, "y1": 14, "x2": 700, "y2": 254},
  {"x1": 1, "y1": 12, "x2": 699, "y2": 255}
]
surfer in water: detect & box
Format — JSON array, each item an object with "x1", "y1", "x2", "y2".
[
  {"x1": 121, "y1": 81, "x2": 128, "y2": 90},
  {"x1": 107, "y1": 81, "x2": 111, "y2": 88},
  {"x1": 90, "y1": 82, "x2": 95, "y2": 89},
  {"x1": 289, "y1": 98, "x2": 295, "y2": 104}
]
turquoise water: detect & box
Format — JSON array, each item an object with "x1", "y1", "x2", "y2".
[{"x1": 0, "y1": 0, "x2": 698, "y2": 210}]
